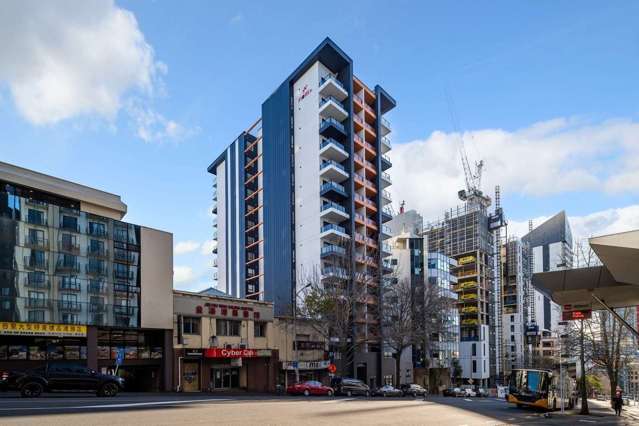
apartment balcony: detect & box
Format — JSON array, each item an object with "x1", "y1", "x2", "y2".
[
  {"x1": 381, "y1": 116, "x2": 391, "y2": 136},
  {"x1": 381, "y1": 242, "x2": 392, "y2": 256},
  {"x1": 24, "y1": 235, "x2": 48, "y2": 250},
  {"x1": 26, "y1": 298, "x2": 51, "y2": 309},
  {"x1": 319, "y1": 160, "x2": 349, "y2": 183},
  {"x1": 320, "y1": 245, "x2": 347, "y2": 258},
  {"x1": 26, "y1": 214, "x2": 47, "y2": 226},
  {"x1": 113, "y1": 305, "x2": 136, "y2": 316},
  {"x1": 114, "y1": 249, "x2": 136, "y2": 264},
  {"x1": 321, "y1": 266, "x2": 349, "y2": 281},
  {"x1": 319, "y1": 117, "x2": 347, "y2": 139},
  {"x1": 58, "y1": 240, "x2": 80, "y2": 254},
  {"x1": 381, "y1": 225, "x2": 392, "y2": 239},
  {"x1": 320, "y1": 181, "x2": 348, "y2": 202},
  {"x1": 319, "y1": 75, "x2": 348, "y2": 101},
  {"x1": 114, "y1": 282, "x2": 139, "y2": 294},
  {"x1": 320, "y1": 138, "x2": 348, "y2": 162},
  {"x1": 25, "y1": 273, "x2": 50, "y2": 289},
  {"x1": 60, "y1": 220, "x2": 81, "y2": 233},
  {"x1": 320, "y1": 223, "x2": 350, "y2": 243},
  {"x1": 58, "y1": 300, "x2": 82, "y2": 312},
  {"x1": 320, "y1": 201, "x2": 349, "y2": 222},
  {"x1": 381, "y1": 154, "x2": 392, "y2": 171},
  {"x1": 211, "y1": 201, "x2": 218, "y2": 215},
  {"x1": 381, "y1": 172, "x2": 392, "y2": 187},
  {"x1": 59, "y1": 278, "x2": 82, "y2": 292},
  {"x1": 354, "y1": 212, "x2": 366, "y2": 226},
  {"x1": 381, "y1": 137, "x2": 392, "y2": 154},
  {"x1": 56, "y1": 260, "x2": 80, "y2": 274},
  {"x1": 23, "y1": 255, "x2": 48, "y2": 271},
  {"x1": 319, "y1": 96, "x2": 349, "y2": 122},
  {"x1": 86, "y1": 264, "x2": 108, "y2": 277},
  {"x1": 25, "y1": 198, "x2": 48, "y2": 208},
  {"x1": 87, "y1": 226, "x2": 108, "y2": 238},
  {"x1": 88, "y1": 281, "x2": 107, "y2": 294},
  {"x1": 381, "y1": 206, "x2": 393, "y2": 223},
  {"x1": 382, "y1": 190, "x2": 392, "y2": 205},
  {"x1": 88, "y1": 246, "x2": 109, "y2": 259},
  {"x1": 89, "y1": 303, "x2": 106, "y2": 313},
  {"x1": 365, "y1": 217, "x2": 378, "y2": 230}
]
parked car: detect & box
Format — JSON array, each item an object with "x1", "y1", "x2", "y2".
[
  {"x1": 477, "y1": 388, "x2": 489, "y2": 397},
  {"x1": 442, "y1": 387, "x2": 457, "y2": 397},
  {"x1": 331, "y1": 377, "x2": 371, "y2": 397},
  {"x1": 286, "y1": 381, "x2": 334, "y2": 396},
  {"x1": 400, "y1": 383, "x2": 427, "y2": 397},
  {"x1": 372, "y1": 384, "x2": 403, "y2": 397},
  {"x1": 2, "y1": 364, "x2": 124, "y2": 397},
  {"x1": 463, "y1": 388, "x2": 477, "y2": 397}
]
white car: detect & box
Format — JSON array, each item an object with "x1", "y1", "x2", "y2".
[{"x1": 464, "y1": 388, "x2": 477, "y2": 397}]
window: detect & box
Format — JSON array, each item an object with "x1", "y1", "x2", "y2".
[
  {"x1": 216, "y1": 320, "x2": 241, "y2": 336},
  {"x1": 61, "y1": 233, "x2": 77, "y2": 250},
  {"x1": 88, "y1": 222, "x2": 107, "y2": 237},
  {"x1": 27, "y1": 209, "x2": 44, "y2": 225},
  {"x1": 28, "y1": 228, "x2": 44, "y2": 245},
  {"x1": 28, "y1": 291, "x2": 45, "y2": 307},
  {"x1": 472, "y1": 360, "x2": 477, "y2": 373},
  {"x1": 510, "y1": 325, "x2": 515, "y2": 332},
  {"x1": 114, "y1": 263, "x2": 130, "y2": 280},
  {"x1": 471, "y1": 343, "x2": 476, "y2": 356},
  {"x1": 510, "y1": 335, "x2": 515, "y2": 342},
  {"x1": 182, "y1": 317, "x2": 200, "y2": 335},
  {"x1": 62, "y1": 313, "x2": 78, "y2": 324},
  {"x1": 61, "y1": 215, "x2": 78, "y2": 231},
  {"x1": 254, "y1": 322, "x2": 267, "y2": 337},
  {"x1": 28, "y1": 310, "x2": 45, "y2": 322},
  {"x1": 89, "y1": 239, "x2": 104, "y2": 254},
  {"x1": 510, "y1": 315, "x2": 514, "y2": 322}
]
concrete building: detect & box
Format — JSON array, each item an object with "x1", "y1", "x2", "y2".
[
  {"x1": 206, "y1": 38, "x2": 396, "y2": 386},
  {"x1": 173, "y1": 290, "x2": 277, "y2": 392},
  {"x1": 0, "y1": 161, "x2": 174, "y2": 391}
]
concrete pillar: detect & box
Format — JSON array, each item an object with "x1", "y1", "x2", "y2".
[{"x1": 163, "y1": 329, "x2": 174, "y2": 391}]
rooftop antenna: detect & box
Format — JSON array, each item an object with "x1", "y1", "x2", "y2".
[{"x1": 399, "y1": 200, "x2": 405, "y2": 214}]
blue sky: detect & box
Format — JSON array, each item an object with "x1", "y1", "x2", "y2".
[{"x1": 1, "y1": 1, "x2": 638, "y2": 290}]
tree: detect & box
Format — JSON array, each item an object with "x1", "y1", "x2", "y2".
[
  {"x1": 297, "y1": 239, "x2": 380, "y2": 378},
  {"x1": 451, "y1": 358, "x2": 462, "y2": 386},
  {"x1": 381, "y1": 277, "x2": 414, "y2": 388}
]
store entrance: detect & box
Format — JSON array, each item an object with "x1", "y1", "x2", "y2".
[
  {"x1": 210, "y1": 367, "x2": 240, "y2": 390},
  {"x1": 182, "y1": 361, "x2": 200, "y2": 392}
]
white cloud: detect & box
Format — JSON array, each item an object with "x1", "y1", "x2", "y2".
[
  {"x1": 508, "y1": 204, "x2": 639, "y2": 244},
  {"x1": 127, "y1": 99, "x2": 199, "y2": 143},
  {"x1": 229, "y1": 13, "x2": 244, "y2": 25},
  {"x1": 173, "y1": 266, "x2": 195, "y2": 284},
  {"x1": 0, "y1": 0, "x2": 192, "y2": 142},
  {"x1": 174, "y1": 240, "x2": 200, "y2": 255},
  {"x1": 391, "y1": 118, "x2": 639, "y2": 221},
  {"x1": 200, "y1": 239, "x2": 217, "y2": 256}
]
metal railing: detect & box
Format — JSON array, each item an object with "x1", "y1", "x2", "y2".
[
  {"x1": 24, "y1": 236, "x2": 48, "y2": 248},
  {"x1": 321, "y1": 201, "x2": 347, "y2": 213},
  {"x1": 320, "y1": 181, "x2": 346, "y2": 195},
  {"x1": 320, "y1": 138, "x2": 346, "y2": 152},
  {"x1": 26, "y1": 215, "x2": 47, "y2": 226},
  {"x1": 321, "y1": 223, "x2": 346, "y2": 234},
  {"x1": 321, "y1": 245, "x2": 346, "y2": 256},
  {"x1": 319, "y1": 75, "x2": 345, "y2": 90},
  {"x1": 320, "y1": 160, "x2": 347, "y2": 173},
  {"x1": 381, "y1": 116, "x2": 391, "y2": 129},
  {"x1": 59, "y1": 278, "x2": 82, "y2": 291},
  {"x1": 382, "y1": 172, "x2": 392, "y2": 183},
  {"x1": 320, "y1": 96, "x2": 347, "y2": 112},
  {"x1": 320, "y1": 117, "x2": 346, "y2": 134},
  {"x1": 24, "y1": 255, "x2": 47, "y2": 270}
]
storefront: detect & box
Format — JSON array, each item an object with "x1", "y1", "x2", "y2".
[
  {"x1": 281, "y1": 360, "x2": 331, "y2": 386},
  {"x1": 175, "y1": 347, "x2": 277, "y2": 392}
]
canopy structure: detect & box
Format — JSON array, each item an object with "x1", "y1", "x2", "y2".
[{"x1": 533, "y1": 230, "x2": 639, "y2": 310}]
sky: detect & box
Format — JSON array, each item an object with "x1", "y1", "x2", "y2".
[{"x1": 1, "y1": 1, "x2": 638, "y2": 291}]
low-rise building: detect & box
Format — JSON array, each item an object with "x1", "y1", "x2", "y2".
[
  {"x1": 274, "y1": 317, "x2": 330, "y2": 386},
  {"x1": 173, "y1": 290, "x2": 278, "y2": 392}
]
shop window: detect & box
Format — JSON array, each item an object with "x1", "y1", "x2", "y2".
[
  {"x1": 216, "y1": 319, "x2": 241, "y2": 336},
  {"x1": 383, "y1": 375, "x2": 393, "y2": 385},
  {"x1": 182, "y1": 316, "x2": 200, "y2": 335},
  {"x1": 254, "y1": 322, "x2": 267, "y2": 337}
]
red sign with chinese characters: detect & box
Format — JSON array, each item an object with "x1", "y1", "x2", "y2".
[{"x1": 204, "y1": 348, "x2": 258, "y2": 358}]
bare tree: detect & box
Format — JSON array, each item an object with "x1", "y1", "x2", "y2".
[{"x1": 297, "y1": 238, "x2": 380, "y2": 378}]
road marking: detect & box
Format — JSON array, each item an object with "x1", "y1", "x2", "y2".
[
  {"x1": 0, "y1": 398, "x2": 231, "y2": 411},
  {"x1": 320, "y1": 398, "x2": 356, "y2": 403},
  {"x1": 577, "y1": 420, "x2": 597, "y2": 423},
  {"x1": 463, "y1": 398, "x2": 472, "y2": 402}
]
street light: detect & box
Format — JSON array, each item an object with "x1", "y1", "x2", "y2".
[{"x1": 293, "y1": 283, "x2": 312, "y2": 384}]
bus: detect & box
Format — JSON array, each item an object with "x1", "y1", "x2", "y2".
[{"x1": 507, "y1": 368, "x2": 576, "y2": 411}]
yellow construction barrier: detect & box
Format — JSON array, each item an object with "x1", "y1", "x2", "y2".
[{"x1": 458, "y1": 255, "x2": 476, "y2": 265}]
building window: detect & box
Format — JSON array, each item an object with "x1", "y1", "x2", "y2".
[
  {"x1": 182, "y1": 317, "x2": 200, "y2": 335},
  {"x1": 472, "y1": 360, "x2": 477, "y2": 373},
  {"x1": 384, "y1": 375, "x2": 393, "y2": 385},
  {"x1": 62, "y1": 313, "x2": 78, "y2": 324},
  {"x1": 27, "y1": 209, "x2": 45, "y2": 225},
  {"x1": 510, "y1": 315, "x2": 514, "y2": 322},
  {"x1": 472, "y1": 343, "x2": 476, "y2": 356},
  {"x1": 254, "y1": 322, "x2": 267, "y2": 337},
  {"x1": 28, "y1": 310, "x2": 45, "y2": 322},
  {"x1": 61, "y1": 215, "x2": 78, "y2": 231},
  {"x1": 510, "y1": 325, "x2": 515, "y2": 332},
  {"x1": 216, "y1": 320, "x2": 241, "y2": 336}
]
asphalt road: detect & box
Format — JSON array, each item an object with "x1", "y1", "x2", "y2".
[{"x1": 0, "y1": 393, "x2": 635, "y2": 425}]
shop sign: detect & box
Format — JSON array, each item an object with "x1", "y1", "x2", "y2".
[
  {"x1": 282, "y1": 360, "x2": 330, "y2": 370},
  {"x1": 0, "y1": 322, "x2": 87, "y2": 337},
  {"x1": 185, "y1": 350, "x2": 203, "y2": 357},
  {"x1": 205, "y1": 348, "x2": 258, "y2": 358}
]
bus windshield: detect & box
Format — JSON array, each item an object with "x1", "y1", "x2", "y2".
[{"x1": 510, "y1": 370, "x2": 549, "y2": 395}]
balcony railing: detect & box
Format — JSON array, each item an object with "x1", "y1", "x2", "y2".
[
  {"x1": 86, "y1": 264, "x2": 108, "y2": 276},
  {"x1": 320, "y1": 138, "x2": 346, "y2": 152},
  {"x1": 60, "y1": 221, "x2": 81, "y2": 233},
  {"x1": 26, "y1": 215, "x2": 47, "y2": 226},
  {"x1": 88, "y1": 246, "x2": 109, "y2": 258},
  {"x1": 353, "y1": 93, "x2": 364, "y2": 104},
  {"x1": 59, "y1": 279, "x2": 82, "y2": 291},
  {"x1": 58, "y1": 300, "x2": 82, "y2": 312},
  {"x1": 56, "y1": 260, "x2": 80, "y2": 273},
  {"x1": 320, "y1": 160, "x2": 347, "y2": 173},
  {"x1": 24, "y1": 256, "x2": 47, "y2": 270},
  {"x1": 113, "y1": 305, "x2": 136, "y2": 316},
  {"x1": 25, "y1": 273, "x2": 49, "y2": 289},
  {"x1": 321, "y1": 245, "x2": 347, "y2": 256},
  {"x1": 383, "y1": 190, "x2": 392, "y2": 201},
  {"x1": 24, "y1": 236, "x2": 48, "y2": 249},
  {"x1": 321, "y1": 201, "x2": 347, "y2": 214},
  {"x1": 58, "y1": 240, "x2": 80, "y2": 253},
  {"x1": 26, "y1": 298, "x2": 51, "y2": 308},
  {"x1": 382, "y1": 137, "x2": 392, "y2": 149},
  {"x1": 320, "y1": 95, "x2": 347, "y2": 112},
  {"x1": 382, "y1": 172, "x2": 392, "y2": 183},
  {"x1": 320, "y1": 117, "x2": 346, "y2": 134},
  {"x1": 87, "y1": 226, "x2": 108, "y2": 238},
  {"x1": 321, "y1": 223, "x2": 346, "y2": 234},
  {"x1": 322, "y1": 267, "x2": 348, "y2": 280},
  {"x1": 320, "y1": 181, "x2": 347, "y2": 196},
  {"x1": 319, "y1": 75, "x2": 345, "y2": 90},
  {"x1": 381, "y1": 117, "x2": 391, "y2": 130},
  {"x1": 88, "y1": 281, "x2": 107, "y2": 294}
]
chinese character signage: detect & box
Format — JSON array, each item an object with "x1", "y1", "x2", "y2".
[{"x1": 0, "y1": 322, "x2": 87, "y2": 337}]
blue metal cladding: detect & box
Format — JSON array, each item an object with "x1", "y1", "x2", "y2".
[{"x1": 262, "y1": 81, "x2": 294, "y2": 315}]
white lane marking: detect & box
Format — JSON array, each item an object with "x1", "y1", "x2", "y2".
[
  {"x1": 577, "y1": 420, "x2": 597, "y2": 423},
  {"x1": 0, "y1": 398, "x2": 230, "y2": 411},
  {"x1": 464, "y1": 398, "x2": 473, "y2": 402},
  {"x1": 320, "y1": 398, "x2": 356, "y2": 403}
]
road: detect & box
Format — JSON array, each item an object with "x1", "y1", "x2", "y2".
[{"x1": 0, "y1": 393, "x2": 634, "y2": 425}]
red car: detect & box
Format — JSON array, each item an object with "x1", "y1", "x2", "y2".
[{"x1": 287, "y1": 380, "x2": 334, "y2": 396}]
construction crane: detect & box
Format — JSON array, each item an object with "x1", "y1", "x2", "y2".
[{"x1": 457, "y1": 139, "x2": 491, "y2": 208}]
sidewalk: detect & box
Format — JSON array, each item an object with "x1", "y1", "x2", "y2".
[{"x1": 585, "y1": 399, "x2": 639, "y2": 423}]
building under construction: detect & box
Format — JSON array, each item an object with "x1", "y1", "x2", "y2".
[{"x1": 424, "y1": 194, "x2": 505, "y2": 387}]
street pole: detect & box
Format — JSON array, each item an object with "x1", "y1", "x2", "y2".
[
  {"x1": 293, "y1": 283, "x2": 311, "y2": 384},
  {"x1": 560, "y1": 336, "x2": 564, "y2": 413}
]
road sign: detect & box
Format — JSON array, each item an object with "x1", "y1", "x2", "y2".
[
  {"x1": 468, "y1": 378, "x2": 474, "y2": 385},
  {"x1": 327, "y1": 363, "x2": 337, "y2": 374},
  {"x1": 115, "y1": 347, "x2": 125, "y2": 366}
]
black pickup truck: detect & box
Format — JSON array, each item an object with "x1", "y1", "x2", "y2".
[{"x1": 1, "y1": 364, "x2": 124, "y2": 397}]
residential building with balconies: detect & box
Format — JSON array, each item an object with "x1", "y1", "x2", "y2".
[
  {"x1": 0, "y1": 161, "x2": 174, "y2": 391},
  {"x1": 206, "y1": 38, "x2": 395, "y2": 386}
]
